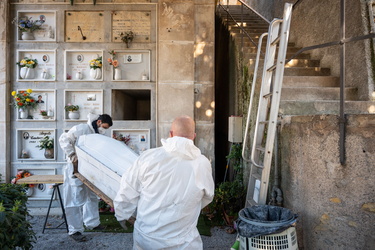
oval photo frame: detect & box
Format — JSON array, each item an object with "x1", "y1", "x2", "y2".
[
  {"x1": 77, "y1": 54, "x2": 84, "y2": 63},
  {"x1": 42, "y1": 54, "x2": 49, "y2": 63}
]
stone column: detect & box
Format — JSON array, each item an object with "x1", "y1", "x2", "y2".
[
  {"x1": 157, "y1": 0, "x2": 196, "y2": 141},
  {"x1": 0, "y1": 0, "x2": 10, "y2": 183},
  {"x1": 194, "y1": 0, "x2": 215, "y2": 169}
]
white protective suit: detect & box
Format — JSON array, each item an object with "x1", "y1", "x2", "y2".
[
  {"x1": 114, "y1": 136, "x2": 215, "y2": 250},
  {"x1": 59, "y1": 114, "x2": 100, "y2": 235}
]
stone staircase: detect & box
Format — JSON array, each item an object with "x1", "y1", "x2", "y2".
[{"x1": 217, "y1": 5, "x2": 375, "y2": 115}]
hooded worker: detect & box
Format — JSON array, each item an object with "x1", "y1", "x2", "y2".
[
  {"x1": 114, "y1": 115, "x2": 215, "y2": 249},
  {"x1": 59, "y1": 113, "x2": 113, "y2": 242}
]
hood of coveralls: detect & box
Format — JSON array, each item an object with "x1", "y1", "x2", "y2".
[
  {"x1": 86, "y1": 113, "x2": 99, "y2": 132},
  {"x1": 161, "y1": 136, "x2": 201, "y2": 160}
]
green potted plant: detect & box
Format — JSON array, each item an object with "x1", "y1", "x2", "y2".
[
  {"x1": 36, "y1": 136, "x2": 54, "y2": 159},
  {"x1": 99, "y1": 199, "x2": 110, "y2": 212},
  {"x1": 207, "y1": 144, "x2": 246, "y2": 228},
  {"x1": 64, "y1": 104, "x2": 80, "y2": 120}
]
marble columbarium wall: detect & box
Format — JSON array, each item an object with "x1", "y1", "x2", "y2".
[{"x1": 0, "y1": 0, "x2": 215, "y2": 206}]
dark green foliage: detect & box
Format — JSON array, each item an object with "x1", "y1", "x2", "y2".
[
  {"x1": 0, "y1": 184, "x2": 36, "y2": 250},
  {"x1": 207, "y1": 144, "x2": 247, "y2": 223}
]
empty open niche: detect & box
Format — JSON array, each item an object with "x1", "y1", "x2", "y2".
[{"x1": 112, "y1": 89, "x2": 151, "y2": 120}]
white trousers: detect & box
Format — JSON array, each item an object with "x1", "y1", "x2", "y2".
[{"x1": 63, "y1": 163, "x2": 100, "y2": 235}]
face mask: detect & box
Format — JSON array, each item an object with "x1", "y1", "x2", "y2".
[{"x1": 98, "y1": 127, "x2": 106, "y2": 135}]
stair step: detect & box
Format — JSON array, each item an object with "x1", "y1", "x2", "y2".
[
  {"x1": 281, "y1": 87, "x2": 358, "y2": 101},
  {"x1": 283, "y1": 76, "x2": 339, "y2": 87},
  {"x1": 244, "y1": 52, "x2": 311, "y2": 60},
  {"x1": 243, "y1": 46, "x2": 304, "y2": 54},
  {"x1": 279, "y1": 101, "x2": 375, "y2": 115},
  {"x1": 249, "y1": 59, "x2": 320, "y2": 69},
  {"x1": 284, "y1": 67, "x2": 331, "y2": 76},
  {"x1": 228, "y1": 26, "x2": 268, "y2": 33}
]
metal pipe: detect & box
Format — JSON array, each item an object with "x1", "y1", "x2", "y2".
[
  {"x1": 339, "y1": 0, "x2": 346, "y2": 165},
  {"x1": 270, "y1": 124, "x2": 283, "y2": 206}
]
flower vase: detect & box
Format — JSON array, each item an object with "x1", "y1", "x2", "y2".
[
  {"x1": 25, "y1": 187, "x2": 34, "y2": 197},
  {"x1": 21, "y1": 31, "x2": 35, "y2": 40},
  {"x1": 90, "y1": 68, "x2": 102, "y2": 80},
  {"x1": 47, "y1": 110, "x2": 54, "y2": 117},
  {"x1": 25, "y1": 68, "x2": 34, "y2": 79},
  {"x1": 19, "y1": 67, "x2": 27, "y2": 79},
  {"x1": 19, "y1": 108, "x2": 29, "y2": 119},
  {"x1": 20, "y1": 67, "x2": 35, "y2": 79},
  {"x1": 76, "y1": 71, "x2": 83, "y2": 80},
  {"x1": 68, "y1": 111, "x2": 80, "y2": 120},
  {"x1": 41, "y1": 70, "x2": 50, "y2": 79},
  {"x1": 44, "y1": 148, "x2": 54, "y2": 159},
  {"x1": 114, "y1": 68, "x2": 122, "y2": 80}
]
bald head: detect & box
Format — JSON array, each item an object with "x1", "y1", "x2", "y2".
[{"x1": 170, "y1": 115, "x2": 196, "y2": 140}]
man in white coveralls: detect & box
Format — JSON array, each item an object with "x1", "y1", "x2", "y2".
[
  {"x1": 59, "y1": 113, "x2": 113, "y2": 242},
  {"x1": 114, "y1": 115, "x2": 215, "y2": 249}
]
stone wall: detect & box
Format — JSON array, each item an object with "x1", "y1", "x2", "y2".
[
  {"x1": 1, "y1": 0, "x2": 215, "y2": 189},
  {"x1": 0, "y1": 0, "x2": 10, "y2": 182},
  {"x1": 244, "y1": 0, "x2": 374, "y2": 100},
  {"x1": 279, "y1": 114, "x2": 375, "y2": 249}
]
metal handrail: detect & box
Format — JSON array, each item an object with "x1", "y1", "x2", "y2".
[
  {"x1": 238, "y1": 0, "x2": 270, "y2": 24},
  {"x1": 217, "y1": 4, "x2": 259, "y2": 49},
  {"x1": 242, "y1": 33, "x2": 268, "y2": 163},
  {"x1": 284, "y1": 0, "x2": 375, "y2": 165}
]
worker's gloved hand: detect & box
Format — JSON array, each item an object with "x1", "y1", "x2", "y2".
[
  {"x1": 118, "y1": 220, "x2": 128, "y2": 230},
  {"x1": 70, "y1": 153, "x2": 78, "y2": 163}
]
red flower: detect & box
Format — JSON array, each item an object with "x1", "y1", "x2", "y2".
[
  {"x1": 30, "y1": 99, "x2": 34, "y2": 102},
  {"x1": 20, "y1": 91, "x2": 25, "y2": 94},
  {"x1": 23, "y1": 93, "x2": 27, "y2": 96},
  {"x1": 18, "y1": 102, "x2": 23, "y2": 106}
]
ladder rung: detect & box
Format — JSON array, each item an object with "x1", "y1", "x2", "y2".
[
  {"x1": 256, "y1": 146, "x2": 265, "y2": 152},
  {"x1": 263, "y1": 92, "x2": 272, "y2": 98},
  {"x1": 267, "y1": 64, "x2": 277, "y2": 72},
  {"x1": 271, "y1": 36, "x2": 281, "y2": 46},
  {"x1": 251, "y1": 173, "x2": 262, "y2": 180}
]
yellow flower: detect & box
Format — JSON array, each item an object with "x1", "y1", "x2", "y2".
[
  {"x1": 20, "y1": 60, "x2": 27, "y2": 64},
  {"x1": 26, "y1": 98, "x2": 31, "y2": 102},
  {"x1": 26, "y1": 89, "x2": 32, "y2": 93},
  {"x1": 11, "y1": 91, "x2": 16, "y2": 96}
]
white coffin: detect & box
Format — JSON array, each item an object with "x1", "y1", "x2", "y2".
[{"x1": 75, "y1": 134, "x2": 138, "y2": 201}]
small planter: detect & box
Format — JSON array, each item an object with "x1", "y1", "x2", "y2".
[
  {"x1": 19, "y1": 108, "x2": 29, "y2": 119},
  {"x1": 68, "y1": 111, "x2": 80, "y2": 120},
  {"x1": 20, "y1": 67, "x2": 35, "y2": 79},
  {"x1": 44, "y1": 148, "x2": 54, "y2": 159},
  {"x1": 21, "y1": 31, "x2": 35, "y2": 40},
  {"x1": 90, "y1": 68, "x2": 102, "y2": 80}
]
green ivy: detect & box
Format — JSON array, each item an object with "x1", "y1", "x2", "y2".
[{"x1": 0, "y1": 184, "x2": 36, "y2": 249}]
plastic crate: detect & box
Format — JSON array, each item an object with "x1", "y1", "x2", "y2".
[{"x1": 239, "y1": 227, "x2": 298, "y2": 250}]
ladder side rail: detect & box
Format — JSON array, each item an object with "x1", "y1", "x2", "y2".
[
  {"x1": 250, "y1": 20, "x2": 281, "y2": 168},
  {"x1": 242, "y1": 33, "x2": 268, "y2": 163},
  {"x1": 245, "y1": 20, "x2": 281, "y2": 206},
  {"x1": 257, "y1": 3, "x2": 293, "y2": 205}
]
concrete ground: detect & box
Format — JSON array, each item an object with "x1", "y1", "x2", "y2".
[{"x1": 28, "y1": 208, "x2": 238, "y2": 250}]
